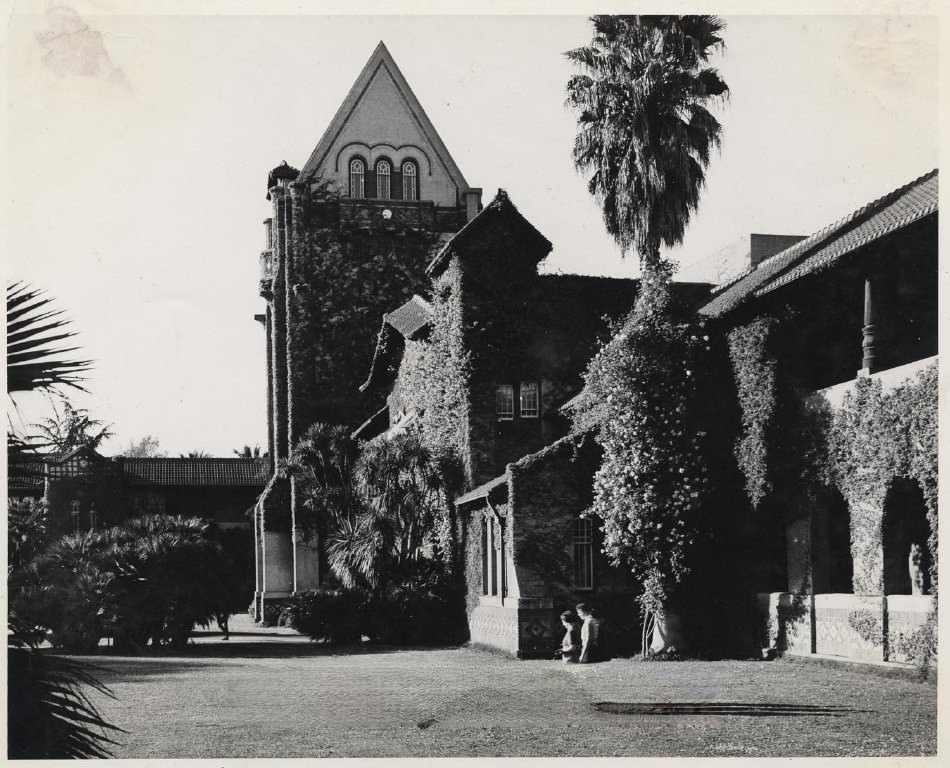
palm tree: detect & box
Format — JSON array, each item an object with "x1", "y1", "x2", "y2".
[
  {"x1": 29, "y1": 395, "x2": 113, "y2": 454},
  {"x1": 566, "y1": 15, "x2": 728, "y2": 275},
  {"x1": 233, "y1": 444, "x2": 263, "y2": 458},
  {"x1": 7, "y1": 282, "x2": 90, "y2": 395},
  {"x1": 7, "y1": 282, "x2": 119, "y2": 757}
]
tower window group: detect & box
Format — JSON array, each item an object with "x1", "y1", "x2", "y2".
[{"x1": 348, "y1": 157, "x2": 420, "y2": 201}]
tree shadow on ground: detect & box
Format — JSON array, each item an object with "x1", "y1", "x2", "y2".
[
  {"x1": 64, "y1": 640, "x2": 464, "y2": 660},
  {"x1": 593, "y1": 702, "x2": 868, "y2": 717}
]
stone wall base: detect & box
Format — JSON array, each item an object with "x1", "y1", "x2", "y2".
[
  {"x1": 256, "y1": 592, "x2": 292, "y2": 627},
  {"x1": 758, "y1": 592, "x2": 932, "y2": 664},
  {"x1": 468, "y1": 598, "x2": 557, "y2": 657}
]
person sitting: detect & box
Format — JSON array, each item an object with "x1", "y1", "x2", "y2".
[
  {"x1": 555, "y1": 611, "x2": 582, "y2": 663},
  {"x1": 576, "y1": 603, "x2": 606, "y2": 663}
]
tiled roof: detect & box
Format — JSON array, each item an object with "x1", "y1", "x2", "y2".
[
  {"x1": 8, "y1": 459, "x2": 46, "y2": 489},
  {"x1": 426, "y1": 189, "x2": 552, "y2": 276},
  {"x1": 385, "y1": 295, "x2": 432, "y2": 339},
  {"x1": 122, "y1": 458, "x2": 269, "y2": 487},
  {"x1": 700, "y1": 169, "x2": 938, "y2": 318}
]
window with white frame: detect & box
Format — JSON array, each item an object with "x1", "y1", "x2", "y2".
[
  {"x1": 401, "y1": 160, "x2": 418, "y2": 201},
  {"x1": 349, "y1": 159, "x2": 365, "y2": 198},
  {"x1": 520, "y1": 381, "x2": 539, "y2": 418},
  {"x1": 495, "y1": 384, "x2": 514, "y2": 421},
  {"x1": 481, "y1": 518, "x2": 489, "y2": 595},
  {"x1": 376, "y1": 160, "x2": 391, "y2": 199},
  {"x1": 572, "y1": 517, "x2": 594, "y2": 590}
]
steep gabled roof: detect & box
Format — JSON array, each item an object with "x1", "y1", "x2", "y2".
[
  {"x1": 351, "y1": 404, "x2": 390, "y2": 442},
  {"x1": 299, "y1": 41, "x2": 470, "y2": 195},
  {"x1": 359, "y1": 295, "x2": 433, "y2": 393},
  {"x1": 385, "y1": 294, "x2": 432, "y2": 339},
  {"x1": 455, "y1": 473, "x2": 508, "y2": 507},
  {"x1": 426, "y1": 189, "x2": 552, "y2": 276},
  {"x1": 700, "y1": 169, "x2": 938, "y2": 318}
]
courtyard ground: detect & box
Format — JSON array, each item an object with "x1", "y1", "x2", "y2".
[{"x1": 81, "y1": 615, "x2": 936, "y2": 759}]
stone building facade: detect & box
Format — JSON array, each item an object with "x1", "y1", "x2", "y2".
[
  {"x1": 698, "y1": 170, "x2": 938, "y2": 664},
  {"x1": 356, "y1": 190, "x2": 710, "y2": 655},
  {"x1": 252, "y1": 42, "x2": 482, "y2": 619},
  {"x1": 252, "y1": 40, "x2": 937, "y2": 664}
]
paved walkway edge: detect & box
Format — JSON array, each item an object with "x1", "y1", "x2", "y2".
[{"x1": 780, "y1": 652, "x2": 933, "y2": 681}]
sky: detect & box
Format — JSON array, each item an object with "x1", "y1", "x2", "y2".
[{"x1": 4, "y1": 9, "x2": 939, "y2": 456}]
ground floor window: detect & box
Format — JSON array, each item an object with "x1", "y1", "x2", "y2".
[{"x1": 572, "y1": 517, "x2": 594, "y2": 590}]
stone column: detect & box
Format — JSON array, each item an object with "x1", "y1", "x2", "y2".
[
  {"x1": 291, "y1": 475, "x2": 321, "y2": 592},
  {"x1": 261, "y1": 530, "x2": 294, "y2": 616},
  {"x1": 271, "y1": 187, "x2": 289, "y2": 461},
  {"x1": 265, "y1": 305, "x2": 275, "y2": 469},
  {"x1": 252, "y1": 507, "x2": 265, "y2": 620}
]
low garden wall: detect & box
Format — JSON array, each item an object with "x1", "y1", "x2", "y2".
[{"x1": 758, "y1": 592, "x2": 931, "y2": 664}]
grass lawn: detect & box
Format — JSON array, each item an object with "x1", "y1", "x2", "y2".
[{"x1": 80, "y1": 618, "x2": 936, "y2": 759}]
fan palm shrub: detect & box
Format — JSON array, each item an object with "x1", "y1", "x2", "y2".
[{"x1": 25, "y1": 516, "x2": 236, "y2": 652}]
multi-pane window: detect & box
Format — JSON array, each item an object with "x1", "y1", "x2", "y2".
[
  {"x1": 402, "y1": 161, "x2": 418, "y2": 201},
  {"x1": 481, "y1": 519, "x2": 489, "y2": 595},
  {"x1": 572, "y1": 518, "x2": 594, "y2": 590},
  {"x1": 481, "y1": 516, "x2": 499, "y2": 596},
  {"x1": 376, "y1": 160, "x2": 391, "y2": 199},
  {"x1": 496, "y1": 385, "x2": 514, "y2": 421},
  {"x1": 520, "y1": 381, "x2": 539, "y2": 418},
  {"x1": 349, "y1": 159, "x2": 365, "y2": 198},
  {"x1": 70, "y1": 500, "x2": 81, "y2": 533}
]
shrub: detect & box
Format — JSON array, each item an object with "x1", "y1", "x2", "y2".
[
  {"x1": 7, "y1": 497, "x2": 50, "y2": 575},
  {"x1": 283, "y1": 566, "x2": 467, "y2": 647},
  {"x1": 21, "y1": 515, "x2": 236, "y2": 652},
  {"x1": 365, "y1": 565, "x2": 468, "y2": 645},
  {"x1": 282, "y1": 589, "x2": 365, "y2": 644}
]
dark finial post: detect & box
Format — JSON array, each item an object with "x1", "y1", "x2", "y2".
[{"x1": 861, "y1": 277, "x2": 876, "y2": 374}]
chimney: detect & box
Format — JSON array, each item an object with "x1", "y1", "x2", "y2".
[
  {"x1": 463, "y1": 188, "x2": 483, "y2": 222},
  {"x1": 749, "y1": 233, "x2": 807, "y2": 268}
]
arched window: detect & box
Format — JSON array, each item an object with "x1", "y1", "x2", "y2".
[
  {"x1": 349, "y1": 159, "x2": 365, "y2": 199},
  {"x1": 401, "y1": 160, "x2": 418, "y2": 201},
  {"x1": 376, "y1": 160, "x2": 391, "y2": 199}
]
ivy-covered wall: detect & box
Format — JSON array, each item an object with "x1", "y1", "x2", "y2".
[
  {"x1": 286, "y1": 186, "x2": 444, "y2": 434},
  {"x1": 727, "y1": 311, "x2": 937, "y2": 664},
  {"x1": 391, "y1": 262, "x2": 473, "y2": 482}
]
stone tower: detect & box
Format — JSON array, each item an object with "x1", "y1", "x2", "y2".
[{"x1": 252, "y1": 42, "x2": 481, "y2": 620}]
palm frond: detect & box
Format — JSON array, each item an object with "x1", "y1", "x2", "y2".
[{"x1": 7, "y1": 283, "x2": 91, "y2": 394}]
